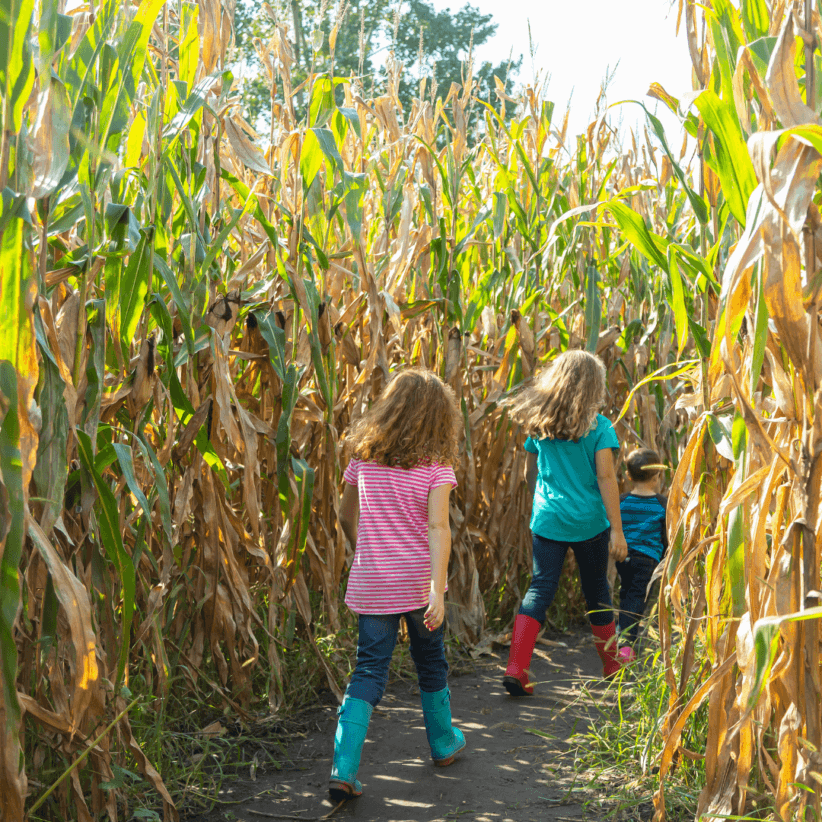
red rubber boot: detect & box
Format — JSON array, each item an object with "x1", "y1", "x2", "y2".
[
  {"x1": 591, "y1": 621, "x2": 622, "y2": 678},
  {"x1": 503, "y1": 614, "x2": 541, "y2": 696}
]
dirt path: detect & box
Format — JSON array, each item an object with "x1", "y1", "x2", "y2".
[{"x1": 185, "y1": 630, "x2": 638, "y2": 822}]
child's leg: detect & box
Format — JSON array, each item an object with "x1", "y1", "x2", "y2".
[
  {"x1": 404, "y1": 608, "x2": 448, "y2": 693},
  {"x1": 572, "y1": 529, "x2": 614, "y2": 625},
  {"x1": 520, "y1": 533, "x2": 569, "y2": 621},
  {"x1": 616, "y1": 553, "x2": 658, "y2": 644},
  {"x1": 504, "y1": 534, "x2": 568, "y2": 695},
  {"x1": 330, "y1": 614, "x2": 399, "y2": 800},
  {"x1": 405, "y1": 609, "x2": 465, "y2": 765},
  {"x1": 346, "y1": 613, "x2": 400, "y2": 706},
  {"x1": 572, "y1": 529, "x2": 621, "y2": 677}
]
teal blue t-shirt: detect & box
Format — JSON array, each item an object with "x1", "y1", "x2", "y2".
[{"x1": 524, "y1": 414, "x2": 620, "y2": 542}]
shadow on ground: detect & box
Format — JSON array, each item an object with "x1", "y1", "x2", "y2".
[{"x1": 184, "y1": 630, "x2": 641, "y2": 822}]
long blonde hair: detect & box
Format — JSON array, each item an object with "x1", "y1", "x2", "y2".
[
  {"x1": 345, "y1": 369, "x2": 461, "y2": 468},
  {"x1": 509, "y1": 350, "x2": 606, "y2": 442}
]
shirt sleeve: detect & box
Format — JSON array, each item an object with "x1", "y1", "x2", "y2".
[
  {"x1": 594, "y1": 416, "x2": 620, "y2": 452},
  {"x1": 524, "y1": 437, "x2": 538, "y2": 453},
  {"x1": 431, "y1": 464, "x2": 457, "y2": 489},
  {"x1": 343, "y1": 458, "x2": 360, "y2": 486}
]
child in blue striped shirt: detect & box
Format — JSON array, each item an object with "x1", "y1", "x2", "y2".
[{"x1": 615, "y1": 448, "x2": 667, "y2": 662}]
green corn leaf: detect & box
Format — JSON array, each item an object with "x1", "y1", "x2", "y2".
[
  {"x1": 166, "y1": 367, "x2": 229, "y2": 488},
  {"x1": 689, "y1": 317, "x2": 712, "y2": 359},
  {"x1": 308, "y1": 75, "x2": 335, "y2": 127},
  {"x1": 82, "y1": 299, "x2": 106, "y2": 440},
  {"x1": 300, "y1": 129, "x2": 325, "y2": 191},
  {"x1": 627, "y1": 100, "x2": 709, "y2": 225},
  {"x1": 300, "y1": 277, "x2": 332, "y2": 410},
  {"x1": 152, "y1": 255, "x2": 194, "y2": 352},
  {"x1": 38, "y1": 0, "x2": 72, "y2": 69},
  {"x1": 162, "y1": 71, "x2": 226, "y2": 155},
  {"x1": 254, "y1": 310, "x2": 288, "y2": 380},
  {"x1": 343, "y1": 172, "x2": 367, "y2": 243},
  {"x1": 221, "y1": 169, "x2": 279, "y2": 246},
  {"x1": 695, "y1": 90, "x2": 757, "y2": 226},
  {"x1": 584, "y1": 264, "x2": 601, "y2": 353},
  {"x1": 667, "y1": 250, "x2": 689, "y2": 353},
  {"x1": 336, "y1": 105, "x2": 361, "y2": 138},
  {"x1": 178, "y1": 2, "x2": 199, "y2": 93},
  {"x1": 276, "y1": 367, "x2": 302, "y2": 520},
  {"x1": 0, "y1": 364, "x2": 24, "y2": 753},
  {"x1": 310, "y1": 127, "x2": 344, "y2": 175},
  {"x1": 132, "y1": 432, "x2": 172, "y2": 546},
  {"x1": 64, "y1": 0, "x2": 119, "y2": 117},
  {"x1": 112, "y1": 443, "x2": 151, "y2": 523},
  {"x1": 76, "y1": 430, "x2": 136, "y2": 688},
  {"x1": 605, "y1": 201, "x2": 669, "y2": 273},
  {"x1": 492, "y1": 191, "x2": 507, "y2": 239},
  {"x1": 118, "y1": 230, "x2": 152, "y2": 362},
  {"x1": 749, "y1": 619, "x2": 780, "y2": 709},
  {"x1": 750, "y1": 266, "x2": 768, "y2": 396},
  {"x1": 741, "y1": 0, "x2": 769, "y2": 40},
  {"x1": 288, "y1": 456, "x2": 315, "y2": 577},
  {"x1": 32, "y1": 354, "x2": 69, "y2": 536},
  {"x1": 707, "y1": 1, "x2": 744, "y2": 101},
  {"x1": 39, "y1": 573, "x2": 59, "y2": 660},
  {"x1": 0, "y1": 212, "x2": 35, "y2": 369},
  {"x1": 0, "y1": 0, "x2": 35, "y2": 133},
  {"x1": 100, "y1": 0, "x2": 164, "y2": 143},
  {"x1": 198, "y1": 183, "x2": 260, "y2": 281}
]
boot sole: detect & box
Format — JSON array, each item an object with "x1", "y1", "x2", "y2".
[
  {"x1": 433, "y1": 740, "x2": 466, "y2": 767},
  {"x1": 503, "y1": 675, "x2": 533, "y2": 696},
  {"x1": 328, "y1": 780, "x2": 361, "y2": 801}
]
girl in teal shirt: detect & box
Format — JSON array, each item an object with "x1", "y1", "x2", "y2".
[{"x1": 503, "y1": 351, "x2": 629, "y2": 693}]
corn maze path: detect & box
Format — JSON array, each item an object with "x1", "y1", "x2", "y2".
[{"x1": 185, "y1": 629, "x2": 639, "y2": 822}]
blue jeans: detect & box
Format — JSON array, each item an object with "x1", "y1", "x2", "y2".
[
  {"x1": 346, "y1": 608, "x2": 449, "y2": 707},
  {"x1": 616, "y1": 551, "x2": 659, "y2": 644},
  {"x1": 519, "y1": 529, "x2": 614, "y2": 627}
]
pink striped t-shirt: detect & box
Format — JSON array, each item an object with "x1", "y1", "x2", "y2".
[{"x1": 342, "y1": 458, "x2": 457, "y2": 614}]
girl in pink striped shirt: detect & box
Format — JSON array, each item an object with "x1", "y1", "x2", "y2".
[{"x1": 328, "y1": 369, "x2": 466, "y2": 801}]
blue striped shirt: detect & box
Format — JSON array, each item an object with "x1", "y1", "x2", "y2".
[{"x1": 619, "y1": 493, "x2": 667, "y2": 562}]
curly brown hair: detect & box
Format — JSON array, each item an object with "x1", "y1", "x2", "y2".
[
  {"x1": 508, "y1": 350, "x2": 606, "y2": 442},
  {"x1": 345, "y1": 369, "x2": 461, "y2": 468}
]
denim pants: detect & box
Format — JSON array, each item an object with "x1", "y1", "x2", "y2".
[
  {"x1": 519, "y1": 529, "x2": 614, "y2": 627},
  {"x1": 616, "y1": 551, "x2": 659, "y2": 644},
  {"x1": 346, "y1": 608, "x2": 449, "y2": 706}
]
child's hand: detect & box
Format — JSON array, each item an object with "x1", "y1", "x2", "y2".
[
  {"x1": 424, "y1": 593, "x2": 445, "y2": 631},
  {"x1": 610, "y1": 531, "x2": 628, "y2": 562}
]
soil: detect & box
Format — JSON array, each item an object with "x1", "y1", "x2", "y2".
[{"x1": 184, "y1": 629, "x2": 649, "y2": 822}]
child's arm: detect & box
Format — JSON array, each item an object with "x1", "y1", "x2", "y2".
[
  {"x1": 525, "y1": 451, "x2": 538, "y2": 497},
  {"x1": 425, "y1": 484, "x2": 452, "y2": 631},
  {"x1": 595, "y1": 449, "x2": 628, "y2": 561},
  {"x1": 339, "y1": 482, "x2": 359, "y2": 549}
]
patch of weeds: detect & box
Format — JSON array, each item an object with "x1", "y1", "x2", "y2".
[{"x1": 569, "y1": 645, "x2": 706, "y2": 821}]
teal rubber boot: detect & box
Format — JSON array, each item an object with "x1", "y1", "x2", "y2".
[
  {"x1": 420, "y1": 687, "x2": 466, "y2": 766},
  {"x1": 329, "y1": 696, "x2": 373, "y2": 801}
]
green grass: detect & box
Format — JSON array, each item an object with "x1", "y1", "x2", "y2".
[{"x1": 570, "y1": 643, "x2": 704, "y2": 821}]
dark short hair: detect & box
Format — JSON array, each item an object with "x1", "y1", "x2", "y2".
[{"x1": 625, "y1": 448, "x2": 663, "y2": 483}]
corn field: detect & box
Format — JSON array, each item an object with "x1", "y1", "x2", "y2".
[{"x1": 1, "y1": 0, "x2": 822, "y2": 819}]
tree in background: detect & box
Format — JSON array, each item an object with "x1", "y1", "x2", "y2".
[{"x1": 233, "y1": 0, "x2": 521, "y2": 131}]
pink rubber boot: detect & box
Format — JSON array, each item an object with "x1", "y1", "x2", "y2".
[
  {"x1": 591, "y1": 622, "x2": 622, "y2": 678},
  {"x1": 503, "y1": 614, "x2": 541, "y2": 696}
]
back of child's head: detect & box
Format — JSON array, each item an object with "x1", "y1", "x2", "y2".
[
  {"x1": 625, "y1": 448, "x2": 663, "y2": 483},
  {"x1": 509, "y1": 349, "x2": 606, "y2": 441},
  {"x1": 345, "y1": 368, "x2": 460, "y2": 468}
]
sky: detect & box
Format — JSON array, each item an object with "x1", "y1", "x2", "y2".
[{"x1": 430, "y1": 0, "x2": 695, "y2": 143}]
